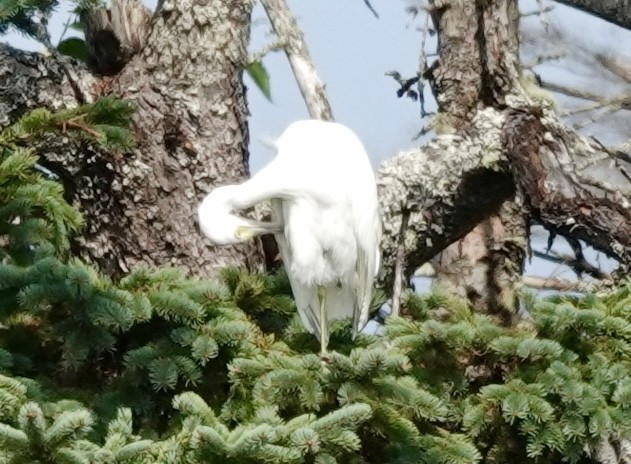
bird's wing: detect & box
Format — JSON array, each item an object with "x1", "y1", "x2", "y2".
[
  {"x1": 270, "y1": 199, "x2": 327, "y2": 345},
  {"x1": 352, "y1": 236, "x2": 379, "y2": 337},
  {"x1": 347, "y1": 136, "x2": 381, "y2": 338},
  {"x1": 351, "y1": 197, "x2": 381, "y2": 338}
]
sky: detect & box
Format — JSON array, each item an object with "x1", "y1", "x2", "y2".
[{"x1": 2, "y1": 0, "x2": 628, "y2": 286}]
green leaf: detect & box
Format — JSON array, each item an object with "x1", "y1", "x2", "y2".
[
  {"x1": 57, "y1": 37, "x2": 88, "y2": 62},
  {"x1": 246, "y1": 61, "x2": 272, "y2": 101}
]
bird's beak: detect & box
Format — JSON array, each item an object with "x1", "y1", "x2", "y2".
[{"x1": 235, "y1": 220, "x2": 281, "y2": 241}]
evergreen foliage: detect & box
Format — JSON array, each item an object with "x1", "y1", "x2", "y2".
[
  {"x1": 4, "y1": 105, "x2": 631, "y2": 462},
  {"x1": 1, "y1": 62, "x2": 631, "y2": 464}
]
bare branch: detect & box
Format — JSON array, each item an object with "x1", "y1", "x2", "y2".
[
  {"x1": 390, "y1": 212, "x2": 409, "y2": 318},
  {"x1": 247, "y1": 38, "x2": 286, "y2": 65},
  {"x1": 521, "y1": 276, "x2": 596, "y2": 291},
  {"x1": 362, "y1": 0, "x2": 379, "y2": 18},
  {"x1": 259, "y1": 0, "x2": 334, "y2": 121},
  {"x1": 594, "y1": 53, "x2": 631, "y2": 84},
  {"x1": 540, "y1": 79, "x2": 605, "y2": 102},
  {"x1": 505, "y1": 100, "x2": 631, "y2": 266},
  {"x1": 532, "y1": 249, "x2": 609, "y2": 279},
  {"x1": 521, "y1": 6, "x2": 555, "y2": 18}
]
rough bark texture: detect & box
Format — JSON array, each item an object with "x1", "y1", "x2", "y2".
[
  {"x1": 505, "y1": 104, "x2": 631, "y2": 265},
  {"x1": 553, "y1": 0, "x2": 631, "y2": 31},
  {"x1": 377, "y1": 85, "x2": 631, "y2": 291},
  {"x1": 260, "y1": 0, "x2": 333, "y2": 121},
  {"x1": 376, "y1": 3, "x2": 631, "y2": 293},
  {"x1": 435, "y1": 200, "x2": 526, "y2": 325},
  {"x1": 419, "y1": 0, "x2": 526, "y2": 320},
  {"x1": 377, "y1": 107, "x2": 515, "y2": 289},
  {"x1": 0, "y1": 46, "x2": 93, "y2": 126},
  {"x1": 81, "y1": 0, "x2": 152, "y2": 75},
  {"x1": 0, "y1": 0, "x2": 263, "y2": 278}
]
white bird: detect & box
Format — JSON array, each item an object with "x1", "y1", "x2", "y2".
[{"x1": 198, "y1": 120, "x2": 381, "y2": 355}]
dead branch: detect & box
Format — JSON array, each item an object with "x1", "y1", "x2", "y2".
[
  {"x1": 532, "y1": 249, "x2": 609, "y2": 279},
  {"x1": 390, "y1": 211, "x2": 410, "y2": 318},
  {"x1": 362, "y1": 0, "x2": 379, "y2": 18},
  {"x1": 595, "y1": 53, "x2": 631, "y2": 84},
  {"x1": 521, "y1": 276, "x2": 595, "y2": 291},
  {"x1": 259, "y1": 0, "x2": 334, "y2": 121},
  {"x1": 539, "y1": 79, "x2": 605, "y2": 102}
]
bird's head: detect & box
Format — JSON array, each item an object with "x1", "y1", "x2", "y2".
[{"x1": 198, "y1": 185, "x2": 280, "y2": 245}]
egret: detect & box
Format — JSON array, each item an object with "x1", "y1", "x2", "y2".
[{"x1": 198, "y1": 120, "x2": 381, "y2": 355}]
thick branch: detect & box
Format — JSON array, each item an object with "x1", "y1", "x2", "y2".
[
  {"x1": 378, "y1": 97, "x2": 631, "y2": 288},
  {"x1": 259, "y1": 0, "x2": 333, "y2": 121},
  {"x1": 504, "y1": 99, "x2": 631, "y2": 266},
  {"x1": 553, "y1": 0, "x2": 631, "y2": 31},
  {"x1": 377, "y1": 108, "x2": 515, "y2": 288}
]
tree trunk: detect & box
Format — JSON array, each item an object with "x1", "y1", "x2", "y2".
[
  {"x1": 425, "y1": 0, "x2": 526, "y2": 322},
  {"x1": 0, "y1": 0, "x2": 264, "y2": 278}
]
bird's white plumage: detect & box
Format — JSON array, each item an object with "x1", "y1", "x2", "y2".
[{"x1": 198, "y1": 120, "x2": 381, "y2": 351}]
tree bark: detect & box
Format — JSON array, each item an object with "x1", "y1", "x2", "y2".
[
  {"x1": 421, "y1": 0, "x2": 526, "y2": 321},
  {"x1": 553, "y1": 0, "x2": 631, "y2": 31},
  {"x1": 0, "y1": 0, "x2": 264, "y2": 278},
  {"x1": 80, "y1": 0, "x2": 152, "y2": 75},
  {"x1": 377, "y1": 106, "x2": 514, "y2": 290},
  {"x1": 376, "y1": 94, "x2": 631, "y2": 291}
]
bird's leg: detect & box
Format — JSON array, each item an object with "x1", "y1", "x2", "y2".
[{"x1": 317, "y1": 286, "x2": 328, "y2": 357}]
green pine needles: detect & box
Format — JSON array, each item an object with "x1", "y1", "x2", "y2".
[{"x1": 4, "y1": 105, "x2": 631, "y2": 463}]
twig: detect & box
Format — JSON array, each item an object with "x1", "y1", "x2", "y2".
[
  {"x1": 572, "y1": 105, "x2": 621, "y2": 130},
  {"x1": 522, "y1": 53, "x2": 564, "y2": 69},
  {"x1": 532, "y1": 249, "x2": 608, "y2": 280},
  {"x1": 59, "y1": 114, "x2": 102, "y2": 138},
  {"x1": 534, "y1": 0, "x2": 550, "y2": 31},
  {"x1": 521, "y1": 276, "x2": 593, "y2": 292},
  {"x1": 540, "y1": 80, "x2": 605, "y2": 102},
  {"x1": 562, "y1": 92, "x2": 631, "y2": 117},
  {"x1": 391, "y1": 211, "x2": 409, "y2": 318},
  {"x1": 595, "y1": 53, "x2": 631, "y2": 84},
  {"x1": 247, "y1": 38, "x2": 286, "y2": 65},
  {"x1": 57, "y1": 14, "x2": 74, "y2": 45},
  {"x1": 521, "y1": 5, "x2": 554, "y2": 18},
  {"x1": 362, "y1": 0, "x2": 379, "y2": 18},
  {"x1": 416, "y1": 11, "x2": 432, "y2": 118}
]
